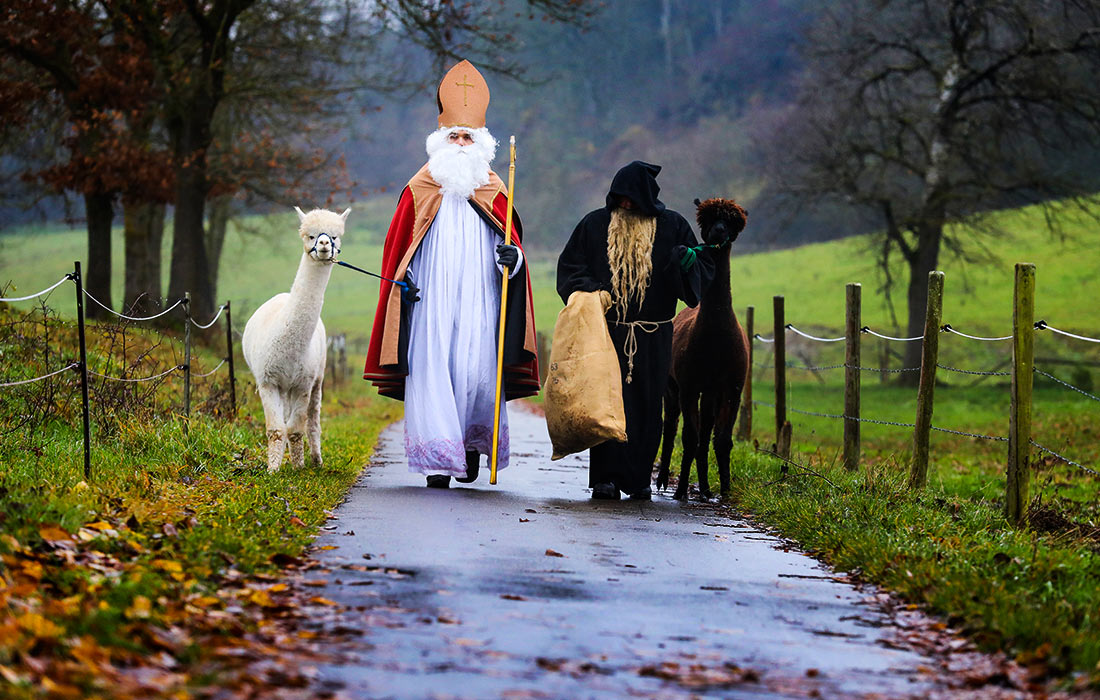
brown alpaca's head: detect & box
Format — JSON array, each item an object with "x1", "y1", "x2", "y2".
[{"x1": 693, "y1": 197, "x2": 748, "y2": 248}]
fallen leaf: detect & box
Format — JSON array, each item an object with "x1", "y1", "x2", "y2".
[
  {"x1": 309, "y1": 596, "x2": 339, "y2": 607},
  {"x1": 162, "y1": 522, "x2": 178, "y2": 537},
  {"x1": 318, "y1": 545, "x2": 339, "y2": 551},
  {"x1": 501, "y1": 594, "x2": 526, "y2": 601},
  {"x1": 17, "y1": 613, "x2": 63, "y2": 638},
  {"x1": 248, "y1": 590, "x2": 276, "y2": 608},
  {"x1": 152, "y1": 559, "x2": 183, "y2": 573},
  {"x1": 269, "y1": 552, "x2": 303, "y2": 568},
  {"x1": 545, "y1": 549, "x2": 564, "y2": 558},
  {"x1": 125, "y1": 596, "x2": 152, "y2": 620},
  {"x1": 38, "y1": 526, "x2": 72, "y2": 543},
  {"x1": 191, "y1": 596, "x2": 221, "y2": 608},
  {"x1": 289, "y1": 516, "x2": 308, "y2": 528}
]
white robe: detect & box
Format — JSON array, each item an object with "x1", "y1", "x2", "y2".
[{"x1": 403, "y1": 193, "x2": 517, "y2": 476}]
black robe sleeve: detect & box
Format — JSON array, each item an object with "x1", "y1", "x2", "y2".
[
  {"x1": 663, "y1": 212, "x2": 714, "y2": 308},
  {"x1": 556, "y1": 212, "x2": 606, "y2": 303}
]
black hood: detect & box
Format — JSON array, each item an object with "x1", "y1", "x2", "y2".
[{"x1": 605, "y1": 160, "x2": 665, "y2": 217}]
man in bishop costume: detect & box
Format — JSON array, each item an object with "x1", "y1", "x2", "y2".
[{"x1": 363, "y1": 60, "x2": 539, "y2": 488}]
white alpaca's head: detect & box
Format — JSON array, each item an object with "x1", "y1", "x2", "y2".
[{"x1": 294, "y1": 206, "x2": 350, "y2": 263}]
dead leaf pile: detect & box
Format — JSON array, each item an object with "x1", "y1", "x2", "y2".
[{"x1": 0, "y1": 515, "x2": 363, "y2": 699}]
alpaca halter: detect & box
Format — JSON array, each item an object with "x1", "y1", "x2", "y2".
[{"x1": 308, "y1": 233, "x2": 340, "y2": 262}]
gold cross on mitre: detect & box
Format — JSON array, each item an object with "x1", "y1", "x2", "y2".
[
  {"x1": 455, "y1": 74, "x2": 476, "y2": 106},
  {"x1": 437, "y1": 60, "x2": 490, "y2": 129}
]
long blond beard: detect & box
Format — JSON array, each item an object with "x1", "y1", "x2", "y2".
[{"x1": 607, "y1": 208, "x2": 656, "y2": 320}]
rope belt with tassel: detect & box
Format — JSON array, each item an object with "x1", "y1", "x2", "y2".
[{"x1": 610, "y1": 317, "x2": 675, "y2": 384}]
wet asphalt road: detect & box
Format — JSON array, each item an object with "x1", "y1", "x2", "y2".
[{"x1": 308, "y1": 406, "x2": 942, "y2": 699}]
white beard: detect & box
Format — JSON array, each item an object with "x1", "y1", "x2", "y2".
[{"x1": 426, "y1": 127, "x2": 497, "y2": 199}]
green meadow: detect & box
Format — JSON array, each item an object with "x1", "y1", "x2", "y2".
[{"x1": 3, "y1": 198, "x2": 1098, "y2": 340}]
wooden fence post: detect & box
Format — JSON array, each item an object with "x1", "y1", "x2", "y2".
[
  {"x1": 225, "y1": 301, "x2": 236, "y2": 417},
  {"x1": 327, "y1": 336, "x2": 338, "y2": 389},
  {"x1": 1006, "y1": 263, "x2": 1036, "y2": 526},
  {"x1": 183, "y1": 292, "x2": 191, "y2": 435},
  {"x1": 73, "y1": 261, "x2": 91, "y2": 479},
  {"x1": 774, "y1": 296, "x2": 791, "y2": 459},
  {"x1": 908, "y1": 271, "x2": 944, "y2": 489},
  {"x1": 844, "y1": 283, "x2": 861, "y2": 471},
  {"x1": 339, "y1": 334, "x2": 348, "y2": 381},
  {"x1": 736, "y1": 305, "x2": 754, "y2": 441}
]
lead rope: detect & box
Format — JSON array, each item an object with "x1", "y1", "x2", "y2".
[{"x1": 611, "y1": 318, "x2": 674, "y2": 383}]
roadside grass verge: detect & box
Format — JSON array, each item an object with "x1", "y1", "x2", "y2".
[
  {"x1": 661, "y1": 374, "x2": 1100, "y2": 687},
  {"x1": 707, "y1": 442, "x2": 1100, "y2": 687},
  {"x1": 0, "y1": 304, "x2": 401, "y2": 697}
]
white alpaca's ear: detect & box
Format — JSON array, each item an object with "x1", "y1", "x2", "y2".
[
  {"x1": 294, "y1": 206, "x2": 307, "y2": 223},
  {"x1": 340, "y1": 207, "x2": 351, "y2": 221}
]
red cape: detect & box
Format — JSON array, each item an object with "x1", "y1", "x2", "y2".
[{"x1": 363, "y1": 171, "x2": 539, "y2": 401}]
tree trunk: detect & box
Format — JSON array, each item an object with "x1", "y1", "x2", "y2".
[
  {"x1": 205, "y1": 194, "x2": 231, "y2": 300},
  {"x1": 167, "y1": 119, "x2": 215, "y2": 321},
  {"x1": 900, "y1": 219, "x2": 944, "y2": 384},
  {"x1": 83, "y1": 191, "x2": 115, "y2": 320},
  {"x1": 123, "y1": 201, "x2": 165, "y2": 316}
]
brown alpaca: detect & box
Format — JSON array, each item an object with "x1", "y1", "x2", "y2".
[{"x1": 655, "y1": 198, "x2": 749, "y2": 500}]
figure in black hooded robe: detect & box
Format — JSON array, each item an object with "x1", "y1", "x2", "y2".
[{"x1": 556, "y1": 161, "x2": 715, "y2": 500}]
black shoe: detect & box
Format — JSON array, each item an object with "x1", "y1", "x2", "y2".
[
  {"x1": 628, "y1": 487, "x2": 652, "y2": 501},
  {"x1": 426, "y1": 475, "x2": 451, "y2": 488},
  {"x1": 455, "y1": 451, "x2": 480, "y2": 483},
  {"x1": 591, "y1": 483, "x2": 621, "y2": 500}
]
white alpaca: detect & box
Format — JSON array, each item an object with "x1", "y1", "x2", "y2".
[{"x1": 242, "y1": 206, "x2": 349, "y2": 472}]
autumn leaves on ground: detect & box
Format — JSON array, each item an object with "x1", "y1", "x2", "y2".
[{"x1": 0, "y1": 303, "x2": 399, "y2": 698}]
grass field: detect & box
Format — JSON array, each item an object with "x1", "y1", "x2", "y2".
[{"x1": 3, "y1": 198, "x2": 1099, "y2": 337}]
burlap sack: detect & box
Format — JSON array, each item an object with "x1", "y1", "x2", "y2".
[{"x1": 544, "y1": 290, "x2": 628, "y2": 460}]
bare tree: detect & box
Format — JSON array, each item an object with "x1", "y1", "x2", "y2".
[
  {"x1": 770, "y1": 0, "x2": 1100, "y2": 378},
  {"x1": 109, "y1": 0, "x2": 595, "y2": 319}
]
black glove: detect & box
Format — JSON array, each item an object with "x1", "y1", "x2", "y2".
[
  {"x1": 401, "y1": 281, "x2": 420, "y2": 305},
  {"x1": 496, "y1": 243, "x2": 519, "y2": 271}
]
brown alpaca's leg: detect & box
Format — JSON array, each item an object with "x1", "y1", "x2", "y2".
[
  {"x1": 715, "y1": 395, "x2": 738, "y2": 497},
  {"x1": 656, "y1": 382, "x2": 679, "y2": 491},
  {"x1": 674, "y1": 394, "x2": 699, "y2": 500},
  {"x1": 696, "y1": 395, "x2": 716, "y2": 501}
]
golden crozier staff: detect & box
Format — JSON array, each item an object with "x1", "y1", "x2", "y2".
[{"x1": 490, "y1": 135, "x2": 517, "y2": 484}]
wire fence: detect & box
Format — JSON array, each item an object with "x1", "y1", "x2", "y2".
[
  {"x1": 741, "y1": 268, "x2": 1098, "y2": 527},
  {"x1": 0, "y1": 263, "x2": 238, "y2": 478}
]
